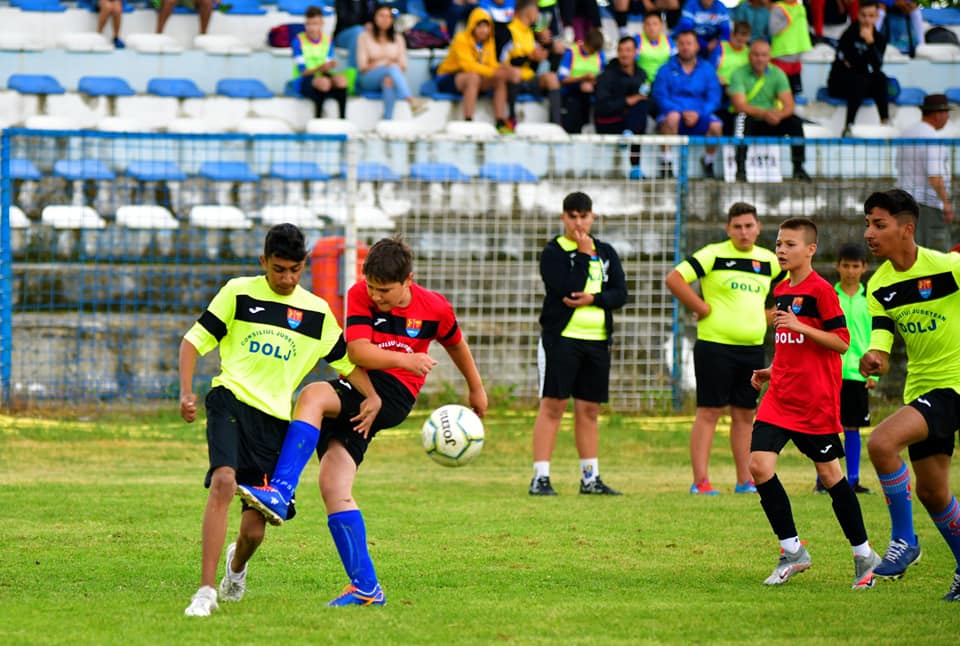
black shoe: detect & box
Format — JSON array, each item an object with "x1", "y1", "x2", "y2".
[
  {"x1": 813, "y1": 480, "x2": 828, "y2": 494},
  {"x1": 579, "y1": 477, "x2": 622, "y2": 495},
  {"x1": 851, "y1": 481, "x2": 872, "y2": 495},
  {"x1": 943, "y1": 570, "x2": 960, "y2": 602},
  {"x1": 657, "y1": 161, "x2": 674, "y2": 179},
  {"x1": 529, "y1": 476, "x2": 558, "y2": 496},
  {"x1": 700, "y1": 157, "x2": 715, "y2": 179},
  {"x1": 793, "y1": 167, "x2": 812, "y2": 182},
  {"x1": 736, "y1": 170, "x2": 747, "y2": 182}
]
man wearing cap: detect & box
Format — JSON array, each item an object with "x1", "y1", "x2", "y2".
[{"x1": 898, "y1": 94, "x2": 954, "y2": 251}]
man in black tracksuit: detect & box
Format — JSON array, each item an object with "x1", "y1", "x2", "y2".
[{"x1": 529, "y1": 191, "x2": 628, "y2": 497}]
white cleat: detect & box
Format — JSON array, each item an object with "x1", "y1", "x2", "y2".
[{"x1": 184, "y1": 585, "x2": 219, "y2": 617}]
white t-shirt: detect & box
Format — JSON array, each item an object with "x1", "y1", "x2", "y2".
[{"x1": 898, "y1": 120, "x2": 951, "y2": 209}]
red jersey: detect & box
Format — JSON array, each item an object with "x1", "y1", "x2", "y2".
[
  {"x1": 756, "y1": 271, "x2": 849, "y2": 435},
  {"x1": 345, "y1": 280, "x2": 463, "y2": 397}
]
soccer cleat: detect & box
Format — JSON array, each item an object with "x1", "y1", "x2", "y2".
[
  {"x1": 700, "y1": 158, "x2": 715, "y2": 179},
  {"x1": 763, "y1": 546, "x2": 812, "y2": 585},
  {"x1": 327, "y1": 583, "x2": 386, "y2": 607},
  {"x1": 579, "y1": 477, "x2": 622, "y2": 495},
  {"x1": 942, "y1": 570, "x2": 960, "y2": 601},
  {"x1": 793, "y1": 167, "x2": 812, "y2": 182},
  {"x1": 852, "y1": 550, "x2": 882, "y2": 589},
  {"x1": 851, "y1": 481, "x2": 872, "y2": 495},
  {"x1": 734, "y1": 480, "x2": 757, "y2": 494},
  {"x1": 874, "y1": 538, "x2": 922, "y2": 579},
  {"x1": 690, "y1": 479, "x2": 720, "y2": 496},
  {"x1": 529, "y1": 476, "x2": 558, "y2": 496},
  {"x1": 184, "y1": 585, "x2": 218, "y2": 617},
  {"x1": 218, "y1": 542, "x2": 247, "y2": 602},
  {"x1": 236, "y1": 483, "x2": 287, "y2": 526}
]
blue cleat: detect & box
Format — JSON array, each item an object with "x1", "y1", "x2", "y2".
[
  {"x1": 873, "y1": 538, "x2": 922, "y2": 579},
  {"x1": 734, "y1": 480, "x2": 758, "y2": 494},
  {"x1": 236, "y1": 483, "x2": 287, "y2": 526},
  {"x1": 690, "y1": 479, "x2": 720, "y2": 496},
  {"x1": 327, "y1": 584, "x2": 386, "y2": 607}
]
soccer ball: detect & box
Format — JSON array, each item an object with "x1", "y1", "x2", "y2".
[{"x1": 421, "y1": 404, "x2": 484, "y2": 467}]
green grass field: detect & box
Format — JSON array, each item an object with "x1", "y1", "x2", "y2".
[{"x1": 0, "y1": 408, "x2": 957, "y2": 645}]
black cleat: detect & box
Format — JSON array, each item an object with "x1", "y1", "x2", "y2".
[
  {"x1": 529, "y1": 476, "x2": 558, "y2": 496},
  {"x1": 579, "y1": 477, "x2": 622, "y2": 495}
]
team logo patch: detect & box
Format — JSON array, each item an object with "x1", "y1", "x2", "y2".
[
  {"x1": 752, "y1": 260, "x2": 762, "y2": 273},
  {"x1": 791, "y1": 296, "x2": 803, "y2": 314},
  {"x1": 406, "y1": 318, "x2": 422, "y2": 337},
  {"x1": 287, "y1": 307, "x2": 303, "y2": 329},
  {"x1": 918, "y1": 278, "x2": 933, "y2": 299}
]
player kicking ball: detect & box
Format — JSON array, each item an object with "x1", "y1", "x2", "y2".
[{"x1": 749, "y1": 218, "x2": 881, "y2": 589}]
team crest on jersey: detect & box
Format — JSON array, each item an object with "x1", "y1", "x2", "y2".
[
  {"x1": 791, "y1": 296, "x2": 803, "y2": 314},
  {"x1": 287, "y1": 307, "x2": 303, "y2": 329},
  {"x1": 918, "y1": 278, "x2": 933, "y2": 299},
  {"x1": 406, "y1": 318, "x2": 422, "y2": 337},
  {"x1": 752, "y1": 260, "x2": 762, "y2": 273}
]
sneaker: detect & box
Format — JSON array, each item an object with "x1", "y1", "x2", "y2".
[
  {"x1": 218, "y1": 542, "x2": 247, "y2": 602},
  {"x1": 700, "y1": 157, "x2": 715, "y2": 179},
  {"x1": 496, "y1": 119, "x2": 516, "y2": 135},
  {"x1": 851, "y1": 481, "x2": 872, "y2": 495},
  {"x1": 874, "y1": 538, "x2": 922, "y2": 579},
  {"x1": 943, "y1": 570, "x2": 960, "y2": 601},
  {"x1": 579, "y1": 477, "x2": 622, "y2": 495},
  {"x1": 793, "y1": 167, "x2": 812, "y2": 182},
  {"x1": 852, "y1": 550, "x2": 882, "y2": 589},
  {"x1": 734, "y1": 480, "x2": 757, "y2": 494},
  {"x1": 735, "y1": 170, "x2": 747, "y2": 183},
  {"x1": 763, "y1": 546, "x2": 812, "y2": 585},
  {"x1": 529, "y1": 475, "x2": 558, "y2": 496},
  {"x1": 236, "y1": 483, "x2": 286, "y2": 526},
  {"x1": 184, "y1": 585, "x2": 218, "y2": 617},
  {"x1": 657, "y1": 161, "x2": 674, "y2": 179},
  {"x1": 813, "y1": 480, "x2": 828, "y2": 494},
  {"x1": 690, "y1": 479, "x2": 720, "y2": 496},
  {"x1": 327, "y1": 583, "x2": 386, "y2": 607},
  {"x1": 113, "y1": 37, "x2": 125, "y2": 49},
  {"x1": 409, "y1": 97, "x2": 428, "y2": 116}
]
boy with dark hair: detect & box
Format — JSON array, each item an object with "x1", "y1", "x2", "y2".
[
  {"x1": 239, "y1": 236, "x2": 487, "y2": 606},
  {"x1": 292, "y1": 5, "x2": 348, "y2": 118},
  {"x1": 529, "y1": 191, "x2": 628, "y2": 496},
  {"x1": 814, "y1": 242, "x2": 875, "y2": 494},
  {"x1": 557, "y1": 28, "x2": 606, "y2": 133},
  {"x1": 178, "y1": 223, "x2": 381, "y2": 616},
  {"x1": 750, "y1": 217, "x2": 881, "y2": 589},
  {"x1": 860, "y1": 189, "x2": 960, "y2": 600}
]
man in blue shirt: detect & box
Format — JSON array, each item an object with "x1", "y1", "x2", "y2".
[{"x1": 674, "y1": 0, "x2": 731, "y2": 57}]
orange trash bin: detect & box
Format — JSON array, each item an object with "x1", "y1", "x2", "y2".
[{"x1": 310, "y1": 236, "x2": 368, "y2": 325}]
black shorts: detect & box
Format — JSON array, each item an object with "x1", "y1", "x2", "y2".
[
  {"x1": 538, "y1": 336, "x2": 610, "y2": 403},
  {"x1": 316, "y1": 370, "x2": 416, "y2": 467},
  {"x1": 512, "y1": 79, "x2": 543, "y2": 98},
  {"x1": 907, "y1": 388, "x2": 960, "y2": 461},
  {"x1": 694, "y1": 340, "x2": 764, "y2": 409},
  {"x1": 840, "y1": 379, "x2": 871, "y2": 428},
  {"x1": 435, "y1": 73, "x2": 459, "y2": 95},
  {"x1": 752, "y1": 420, "x2": 846, "y2": 463},
  {"x1": 204, "y1": 385, "x2": 288, "y2": 488}
]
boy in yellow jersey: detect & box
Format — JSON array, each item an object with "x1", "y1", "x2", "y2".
[
  {"x1": 860, "y1": 189, "x2": 960, "y2": 600},
  {"x1": 665, "y1": 202, "x2": 785, "y2": 495},
  {"x1": 710, "y1": 20, "x2": 750, "y2": 135},
  {"x1": 291, "y1": 5, "x2": 348, "y2": 118},
  {"x1": 530, "y1": 192, "x2": 628, "y2": 496},
  {"x1": 502, "y1": 0, "x2": 562, "y2": 126},
  {"x1": 178, "y1": 224, "x2": 381, "y2": 616},
  {"x1": 557, "y1": 28, "x2": 605, "y2": 133},
  {"x1": 768, "y1": 0, "x2": 812, "y2": 94}
]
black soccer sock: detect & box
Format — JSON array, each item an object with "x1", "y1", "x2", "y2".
[
  {"x1": 613, "y1": 9, "x2": 628, "y2": 29},
  {"x1": 507, "y1": 83, "x2": 519, "y2": 121},
  {"x1": 331, "y1": 87, "x2": 348, "y2": 119},
  {"x1": 827, "y1": 477, "x2": 868, "y2": 546},
  {"x1": 757, "y1": 475, "x2": 798, "y2": 540},
  {"x1": 548, "y1": 89, "x2": 562, "y2": 125}
]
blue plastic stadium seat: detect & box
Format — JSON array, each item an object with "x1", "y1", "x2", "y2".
[
  {"x1": 199, "y1": 161, "x2": 259, "y2": 182},
  {"x1": 270, "y1": 161, "x2": 330, "y2": 181},
  {"x1": 126, "y1": 161, "x2": 188, "y2": 182},
  {"x1": 815, "y1": 86, "x2": 873, "y2": 107},
  {"x1": 419, "y1": 78, "x2": 461, "y2": 102},
  {"x1": 793, "y1": 94, "x2": 808, "y2": 106},
  {"x1": 222, "y1": 0, "x2": 266, "y2": 14},
  {"x1": 8, "y1": 74, "x2": 66, "y2": 95},
  {"x1": 11, "y1": 158, "x2": 42, "y2": 180},
  {"x1": 13, "y1": 0, "x2": 66, "y2": 12},
  {"x1": 922, "y1": 7, "x2": 960, "y2": 26},
  {"x1": 479, "y1": 163, "x2": 538, "y2": 183},
  {"x1": 629, "y1": 167, "x2": 645, "y2": 180},
  {"x1": 357, "y1": 91, "x2": 383, "y2": 100},
  {"x1": 356, "y1": 161, "x2": 400, "y2": 182},
  {"x1": 53, "y1": 159, "x2": 116, "y2": 181},
  {"x1": 216, "y1": 78, "x2": 274, "y2": 99},
  {"x1": 76, "y1": 0, "x2": 135, "y2": 12},
  {"x1": 278, "y1": 0, "x2": 329, "y2": 15},
  {"x1": 284, "y1": 79, "x2": 302, "y2": 97},
  {"x1": 894, "y1": 87, "x2": 926, "y2": 107},
  {"x1": 410, "y1": 162, "x2": 470, "y2": 182},
  {"x1": 947, "y1": 88, "x2": 960, "y2": 105},
  {"x1": 78, "y1": 76, "x2": 136, "y2": 97},
  {"x1": 147, "y1": 78, "x2": 205, "y2": 99}
]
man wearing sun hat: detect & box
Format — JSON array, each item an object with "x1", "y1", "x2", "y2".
[{"x1": 898, "y1": 93, "x2": 955, "y2": 251}]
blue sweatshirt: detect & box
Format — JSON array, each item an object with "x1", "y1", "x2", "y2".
[
  {"x1": 673, "y1": 0, "x2": 731, "y2": 51},
  {"x1": 652, "y1": 54, "x2": 721, "y2": 120}
]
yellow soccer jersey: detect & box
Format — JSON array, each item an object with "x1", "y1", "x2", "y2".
[
  {"x1": 675, "y1": 239, "x2": 784, "y2": 346},
  {"x1": 866, "y1": 247, "x2": 960, "y2": 402},
  {"x1": 184, "y1": 275, "x2": 356, "y2": 420}
]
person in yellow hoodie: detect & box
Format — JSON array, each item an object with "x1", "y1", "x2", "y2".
[
  {"x1": 436, "y1": 7, "x2": 515, "y2": 126},
  {"x1": 501, "y1": 0, "x2": 562, "y2": 129}
]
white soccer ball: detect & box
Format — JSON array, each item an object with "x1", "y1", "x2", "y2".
[{"x1": 421, "y1": 404, "x2": 485, "y2": 467}]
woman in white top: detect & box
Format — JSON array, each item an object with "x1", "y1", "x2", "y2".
[{"x1": 355, "y1": 4, "x2": 427, "y2": 119}]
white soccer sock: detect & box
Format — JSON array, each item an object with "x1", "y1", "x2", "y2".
[
  {"x1": 780, "y1": 536, "x2": 801, "y2": 554},
  {"x1": 580, "y1": 458, "x2": 599, "y2": 483},
  {"x1": 852, "y1": 541, "x2": 872, "y2": 558},
  {"x1": 533, "y1": 461, "x2": 550, "y2": 479}
]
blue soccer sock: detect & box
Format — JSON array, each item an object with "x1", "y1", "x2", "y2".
[
  {"x1": 878, "y1": 461, "x2": 917, "y2": 546},
  {"x1": 268, "y1": 420, "x2": 320, "y2": 503},
  {"x1": 328, "y1": 509, "x2": 379, "y2": 592},
  {"x1": 931, "y1": 497, "x2": 960, "y2": 568},
  {"x1": 844, "y1": 429, "x2": 861, "y2": 484}
]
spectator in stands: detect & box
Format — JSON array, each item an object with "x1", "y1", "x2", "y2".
[
  {"x1": 356, "y1": 4, "x2": 428, "y2": 120},
  {"x1": 557, "y1": 0, "x2": 602, "y2": 43},
  {"x1": 827, "y1": 0, "x2": 889, "y2": 134},
  {"x1": 595, "y1": 37, "x2": 649, "y2": 137},
  {"x1": 503, "y1": 0, "x2": 563, "y2": 126},
  {"x1": 613, "y1": 0, "x2": 683, "y2": 31},
  {"x1": 653, "y1": 29, "x2": 723, "y2": 177},
  {"x1": 479, "y1": 0, "x2": 517, "y2": 56},
  {"x1": 426, "y1": 0, "x2": 479, "y2": 36},
  {"x1": 898, "y1": 94, "x2": 954, "y2": 250},
  {"x1": 730, "y1": 39, "x2": 810, "y2": 181},
  {"x1": 97, "y1": 0, "x2": 125, "y2": 49},
  {"x1": 293, "y1": 5, "x2": 348, "y2": 119},
  {"x1": 730, "y1": 0, "x2": 770, "y2": 43},
  {"x1": 809, "y1": 0, "x2": 858, "y2": 40},
  {"x1": 155, "y1": 0, "x2": 215, "y2": 36},
  {"x1": 768, "y1": 0, "x2": 812, "y2": 94},
  {"x1": 635, "y1": 11, "x2": 675, "y2": 86},
  {"x1": 533, "y1": 0, "x2": 569, "y2": 72},
  {"x1": 876, "y1": 0, "x2": 924, "y2": 53},
  {"x1": 435, "y1": 7, "x2": 514, "y2": 127},
  {"x1": 673, "y1": 0, "x2": 731, "y2": 58},
  {"x1": 557, "y1": 28, "x2": 605, "y2": 133},
  {"x1": 335, "y1": 0, "x2": 376, "y2": 69},
  {"x1": 711, "y1": 20, "x2": 751, "y2": 134}
]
